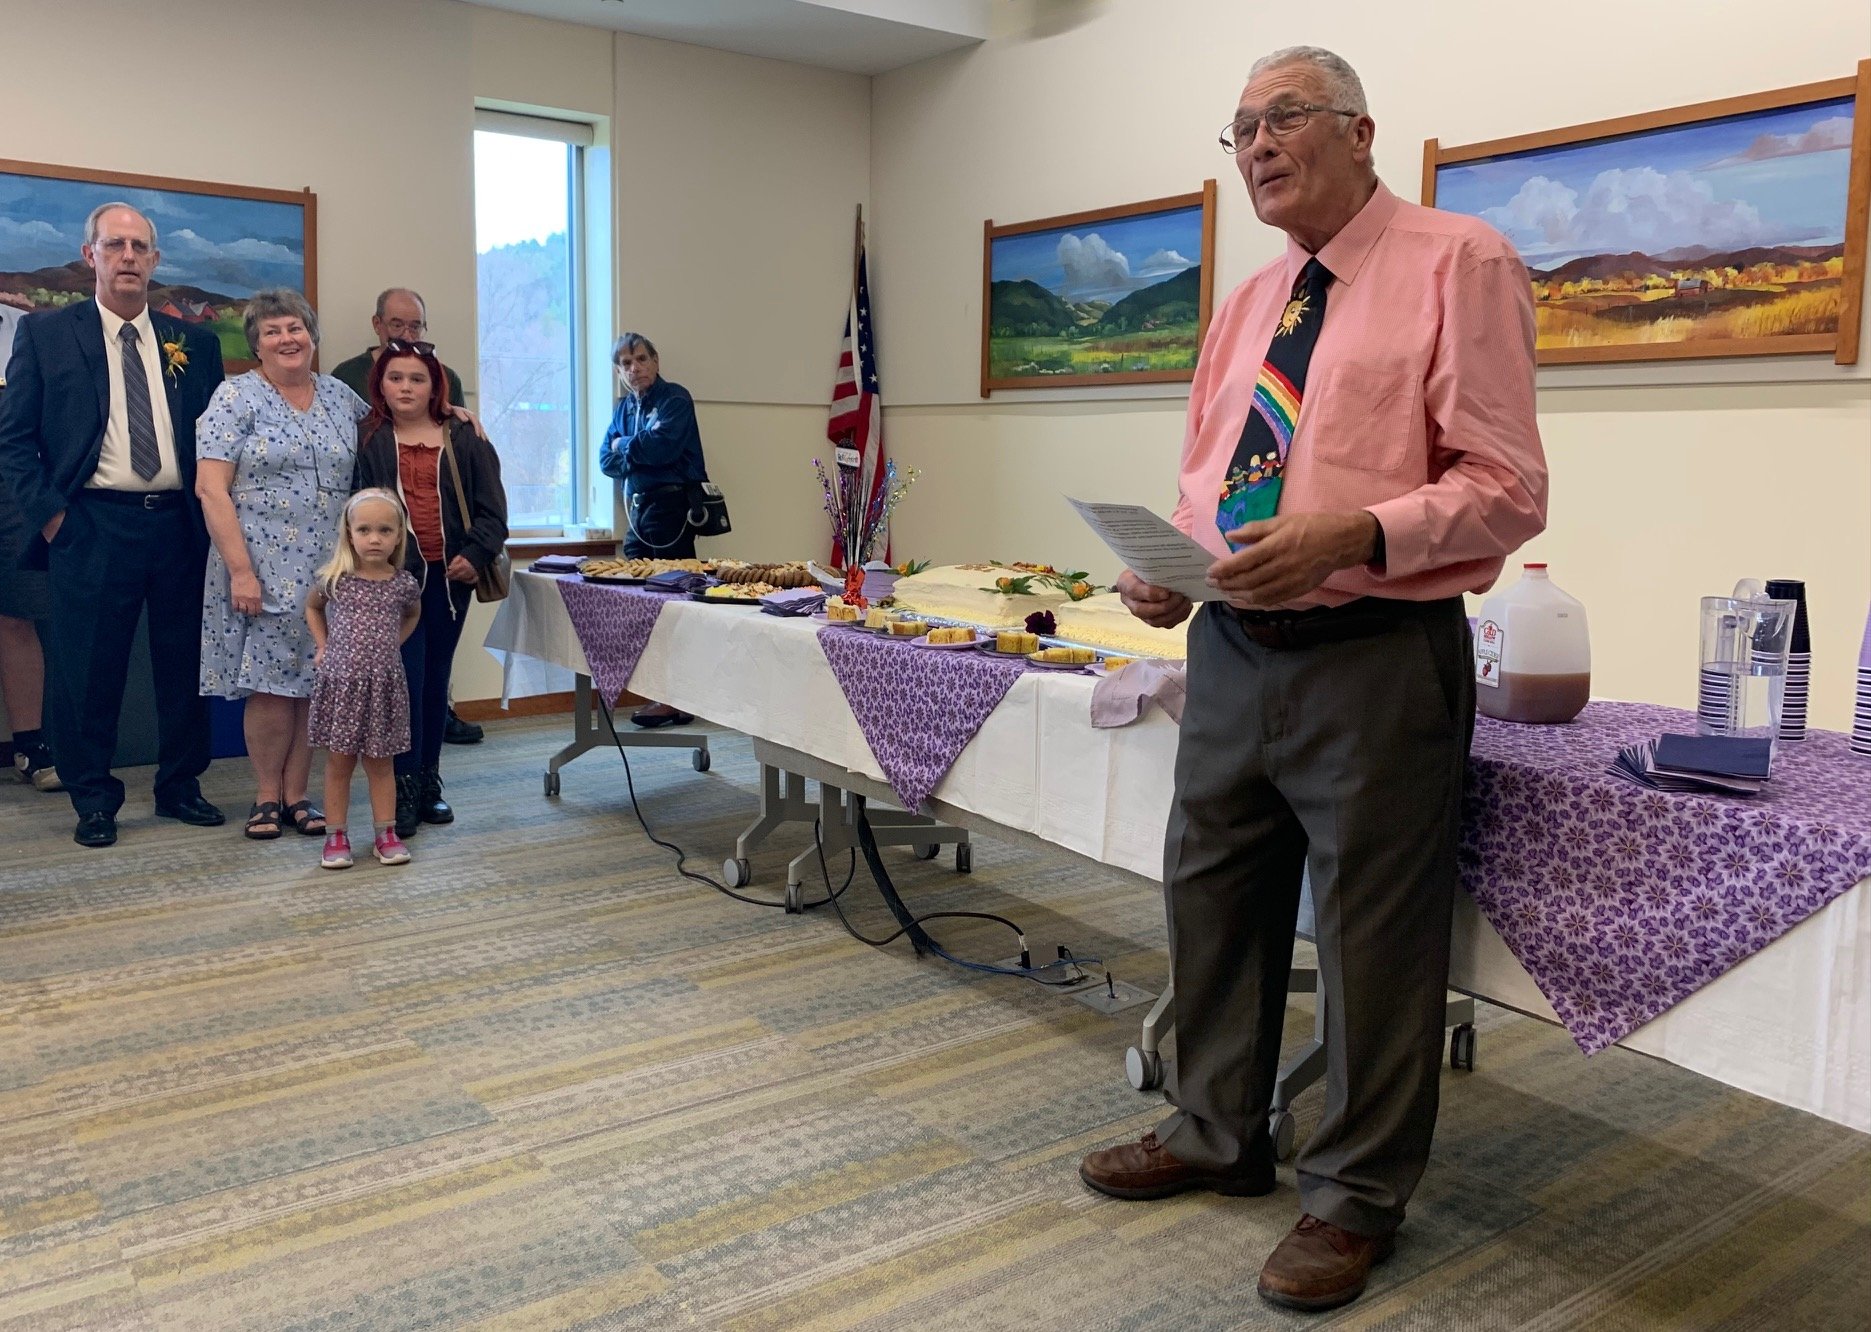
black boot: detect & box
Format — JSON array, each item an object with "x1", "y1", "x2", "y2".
[
  {"x1": 419, "y1": 765, "x2": 454, "y2": 825},
  {"x1": 443, "y1": 706, "x2": 484, "y2": 745},
  {"x1": 394, "y1": 772, "x2": 423, "y2": 838}
]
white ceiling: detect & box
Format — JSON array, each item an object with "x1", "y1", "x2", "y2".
[{"x1": 461, "y1": 0, "x2": 992, "y2": 75}]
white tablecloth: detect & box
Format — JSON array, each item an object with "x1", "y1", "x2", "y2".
[{"x1": 485, "y1": 572, "x2": 1870, "y2": 1133}]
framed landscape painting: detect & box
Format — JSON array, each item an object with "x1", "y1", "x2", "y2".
[
  {"x1": 1425, "y1": 61, "x2": 1870, "y2": 365},
  {"x1": 0, "y1": 159, "x2": 316, "y2": 376},
  {"x1": 981, "y1": 182, "x2": 1217, "y2": 394}
]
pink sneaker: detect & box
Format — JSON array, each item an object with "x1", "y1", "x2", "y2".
[
  {"x1": 320, "y1": 831, "x2": 353, "y2": 870},
  {"x1": 373, "y1": 830, "x2": 411, "y2": 866}
]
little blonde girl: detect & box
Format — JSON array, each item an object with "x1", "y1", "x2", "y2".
[{"x1": 307, "y1": 489, "x2": 422, "y2": 868}]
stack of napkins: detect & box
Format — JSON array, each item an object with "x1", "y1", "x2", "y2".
[
  {"x1": 1609, "y1": 733, "x2": 1772, "y2": 795},
  {"x1": 760, "y1": 587, "x2": 826, "y2": 616},
  {"x1": 646, "y1": 570, "x2": 710, "y2": 593},
  {"x1": 531, "y1": 553, "x2": 584, "y2": 573}
]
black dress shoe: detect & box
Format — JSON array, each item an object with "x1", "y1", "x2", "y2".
[
  {"x1": 154, "y1": 795, "x2": 227, "y2": 827},
  {"x1": 74, "y1": 812, "x2": 118, "y2": 848}
]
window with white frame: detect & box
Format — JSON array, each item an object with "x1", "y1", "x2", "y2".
[{"x1": 473, "y1": 111, "x2": 595, "y2": 530}]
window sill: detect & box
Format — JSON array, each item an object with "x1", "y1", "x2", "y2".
[{"x1": 507, "y1": 536, "x2": 619, "y2": 559}]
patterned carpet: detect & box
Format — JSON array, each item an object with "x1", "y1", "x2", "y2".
[{"x1": 0, "y1": 718, "x2": 1865, "y2": 1331}]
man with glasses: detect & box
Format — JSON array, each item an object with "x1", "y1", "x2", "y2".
[
  {"x1": 330, "y1": 289, "x2": 466, "y2": 408},
  {"x1": 1076, "y1": 47, "x2": 1547, "y2": 1312},
  {"x1": 0, "y1": 203, "x2": 228, "y2": 847}
]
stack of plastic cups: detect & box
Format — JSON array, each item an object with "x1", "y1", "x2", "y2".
[
  {"x1": 1853, "y1": 605, "x2": 1871, "y2": 758},
  {"x1": 1766, "y1": 580, "x2": 1809, "y2": 742},
  {"x1": 1697, "y1": 608, "x2": 1737, "y2": 734}
]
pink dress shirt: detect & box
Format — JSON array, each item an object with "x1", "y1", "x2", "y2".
[{"x1": 1171, "y1": 183, "x2": 1548, "y2": 608}]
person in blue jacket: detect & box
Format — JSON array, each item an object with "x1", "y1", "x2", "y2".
[{"x1": 598, "y1": 333, "x2": 708, "y2": 727}]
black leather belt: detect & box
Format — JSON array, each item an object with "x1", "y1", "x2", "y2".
[
  {"x1": 1230, "y1": 596, "x2": 1461, "y2": 649},
  {"x1": 83, "y1": 489, "x2": 186, "y2": 510}
]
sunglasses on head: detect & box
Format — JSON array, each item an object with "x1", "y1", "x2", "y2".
[{"x1": 383, "y1": 338, "x2": 435, "y2": 356}]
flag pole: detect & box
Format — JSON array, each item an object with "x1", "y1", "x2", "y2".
[{"x1": 851, "y1": 203, "x2": 864, "y2": 303}]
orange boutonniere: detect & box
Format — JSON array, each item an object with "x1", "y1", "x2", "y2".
[{"x1": 161, "y1": 336, "x2": 189, "y2": 382}]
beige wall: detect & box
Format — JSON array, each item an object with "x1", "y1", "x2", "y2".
[
  {"x1": 872, "y1": 0, "x2": 1871, "y2": 728},
  {"x1": 0, "y1": 0, "x2": 873, "y2": 711}
]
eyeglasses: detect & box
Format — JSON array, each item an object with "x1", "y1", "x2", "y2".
[
  {"x1": 383, "y1": 338, "x2": 435, "y2": 356},
  {"x1": 95, "y1": 237, "x2": 154, "y2": 257},
  {"x1": 382, "y1": 318, "x2": 427, "y2": 336},
  {"x1": 1219, "y1": 103, "x2": 1356, "y2": 153}
]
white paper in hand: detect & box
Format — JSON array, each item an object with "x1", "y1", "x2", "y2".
[{"x1": 1066, "y1": 497, "x2": 1225, "y2": 602}]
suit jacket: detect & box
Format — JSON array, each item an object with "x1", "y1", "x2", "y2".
[{"x1": 0, "y1": 299, "x2": 226, "y2": 569}]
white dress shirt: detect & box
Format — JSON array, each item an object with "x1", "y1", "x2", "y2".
[{"x1": 88, "y1": 298, "x2": 182, "y2": 492}]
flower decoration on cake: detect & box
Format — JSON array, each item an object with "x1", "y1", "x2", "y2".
[
  {"x1": 980, "y1": 562, "x2": 1100, "y2": 600},
  {"x1": 894, "y1": 558, "x2": 930, "y2": 576},
  {"x1": 161, "y1": 335, "x2": 189, "y2": 382},
  {"x1": 1025, "y1": 610, "x2": 1056, "y2": 636}
]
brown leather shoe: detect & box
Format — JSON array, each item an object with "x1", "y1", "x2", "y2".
[
  {"x1": 1078, "y1": 1130, "x2": 1275, "y2": 1200},
  {"x1": 1256, "y1": 1213, "x2": 1395, "y2": 1311}
]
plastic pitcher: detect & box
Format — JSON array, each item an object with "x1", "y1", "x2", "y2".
[{"x1": 1697, "y1": 594, "x2": 1796, "y2": 741}]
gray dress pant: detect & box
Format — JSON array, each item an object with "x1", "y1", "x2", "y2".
[{"x1": 1157, "y1": 597, "x2": 1474, "y2": 1237}]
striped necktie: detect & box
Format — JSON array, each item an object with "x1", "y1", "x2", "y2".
[
  {"x1": 118, "y1": 322, "x2": 163, "y2": 482},
  {"x1": 1215, "y1": 257, "x2": 1333, "y2": 550}
]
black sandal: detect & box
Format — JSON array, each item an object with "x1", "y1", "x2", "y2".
[
  {"x1": 284, "y1": 800, "x2": 326, "y2": 836},
  {"x1": 244, "y1": 801, "x2": 283, "y2": 840}
]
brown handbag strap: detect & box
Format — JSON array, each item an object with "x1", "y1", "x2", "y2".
[{"x1": 439, "y1": 430, "x2": 474, "y2": 531}]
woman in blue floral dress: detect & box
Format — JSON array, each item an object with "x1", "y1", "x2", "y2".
[{"x1": 196, "y1": 289, "x2": 368, "y2": 839}]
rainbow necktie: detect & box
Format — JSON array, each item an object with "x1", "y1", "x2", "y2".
[{"x1": 1216, "y1": 257, "x2": 1333, "y2": 549}]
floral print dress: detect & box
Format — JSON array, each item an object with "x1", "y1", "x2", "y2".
[
  {"x1": 308, "y1": 571, "x2": 421, "y2": 757},
  {"x1": 197, "y1": 372, "x2": 369, "y2": 698}
]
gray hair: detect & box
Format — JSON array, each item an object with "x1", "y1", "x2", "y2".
[
  {"x1": 612, "y1": 332, "x2": 657, "y2": 363},
  {"x1": 242, "y1": 288, "x2": 321, "y2": 356},
  {"x1": 373, "y1": 287, "x2": 426, "y2": 319},
  {"x1": 84, "y1": 202, "x2": 158, "y2": 249},
  {"x1": 1248, "y1": 46, "x2": 1369, "y2": 117}
]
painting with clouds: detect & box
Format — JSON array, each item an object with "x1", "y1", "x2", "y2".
[
  {"x1": 0, "y1": 161, "x2": 313, "y2": 373},
  {"x1": 1431, "y1": 84, "x2": 1867, "y2": 363},
  {"x1": 982, "y1": 184, "x2": 1215, "y2": 393}
]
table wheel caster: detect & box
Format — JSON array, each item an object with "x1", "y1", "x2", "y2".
[
  {"x1": 1450, "y1": 1023, "x2": 1477, "y2": 1072},
  {"x1": 691, "y1": 748, "x2": 711, "y2": 772},
  {"x1": 723, "y1": 858, "x2": 752, "y2": 888},
  {"x1": 954, "y1": 843, "x2": 973, "y2": 874},
  {"x1": 543, "y1": 770, "x2": 561, "y2": 798},
  {"x1": 913, "y1": 843, "x2": 939, "y2": 860},
  {"x1": 784, "y1": 881, "x2": 804, "y2": 914},
  {"x1": 1125, "y1": 1046, "x2": 1164, "y2": 1091},
  {"x1": 1269, "y1": 1109, "x2": 1297, "y2": 1162}
]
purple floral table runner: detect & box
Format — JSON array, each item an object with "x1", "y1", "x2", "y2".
[
  {"x1": 1463, "y1": 701, "x2": 1871, "y2": 1053},
  {"x1": 553, "y1": 577, "x2": 685, "y2": 707},
  {"x1": 815, "y1": 628, "x2": 1038, "y2": 812}
]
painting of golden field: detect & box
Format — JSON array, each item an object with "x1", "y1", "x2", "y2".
[{"x1": 1434, "y1": 94, "x2": 1859, "y2": 358}]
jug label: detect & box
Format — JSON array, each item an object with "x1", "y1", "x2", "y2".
[{"x1": 1475, "y1": 619, "x2": 1503, "y2": 688}]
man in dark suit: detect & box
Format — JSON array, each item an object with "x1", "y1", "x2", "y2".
[{"x1": 0, "y1": 202, "x2": 227, "y2": 847}]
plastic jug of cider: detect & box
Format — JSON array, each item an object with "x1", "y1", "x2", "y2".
[{"x1": 1473, "y1": 564, "x2": 1590, "y2": 724}]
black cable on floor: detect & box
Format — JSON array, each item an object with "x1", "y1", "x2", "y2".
[
  {"x1": 594, "y1": 693, "x2": 853, "y2": 910},
  {"x1": 815, "y1": 793, "x2": 1104, "y2": 989}
]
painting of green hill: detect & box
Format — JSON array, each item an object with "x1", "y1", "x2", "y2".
[
  {"x1": 988, "y1": 267, "x2": 1202, "y2": 379},
  {"x1": 982, "y1": 184, "x2": 1215, "y2": 392}
]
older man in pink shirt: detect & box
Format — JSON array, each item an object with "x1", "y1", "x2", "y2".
[{"x1": 1078, "y1": 47, "x2": 1547, "y2": 1312}]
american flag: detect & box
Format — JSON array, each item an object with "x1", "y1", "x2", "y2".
[{"x1": 827, "y1": 245, "x2": 885, "y2": 566}]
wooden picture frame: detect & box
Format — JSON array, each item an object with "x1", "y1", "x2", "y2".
[
  {"x1": 0, "y1": 158, "x2": 318, "y2": 376},
  {"x1": 981, "y1": 181, "x2": 1217, "y2": 395},
  {"x1": 1424, "y1": 61, "x2": 1870, "y2": 366}
]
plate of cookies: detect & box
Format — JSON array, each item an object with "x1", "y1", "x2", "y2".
[
  {"x1": 713, "y1": 561, "x2": 816, "y2": 589},
  {"x1": 911, "y1": 626, "x2": 983, "y2": 650}
]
